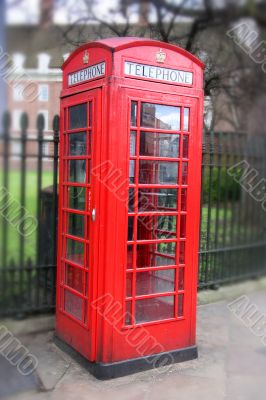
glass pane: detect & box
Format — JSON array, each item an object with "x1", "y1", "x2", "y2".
[
  {"x1": 179, "y1": 241, "x2": 185, "y2": 264},
  {"x1": 180, "y1": 215, "x2": 186, "y2": 238},
  {"x1": 69, "y1": 103, "x2": 87, "y2": 129},
  {"x1": 138, "y1": 188, "x2": 177, "y2": 212},
  {"x1": 182, "y1": 162, "x2": 188, "y2": 185},
  {"x1": 66, "y1": 238, "x2": 84, "y2": 266},
  {"x1": 65, "y1": 264, "x2": 83, "y2": 293},
  {"x1": 157, "y1": 242, "x2": 176, "y2": 257},
  {"x1": 129, "y1": 160, "x2": 135, "y2": 183},
  {"x1": 131, "y1": 101, "x2": 137, "y2": 126},
  {"x1": 137, "y1": 243, "x2": 176, "y2": 268},
  {"x1": 128, "y1": 216, "x2": 134, "y2": 241},
  {"x1": 69, "y1": 160, "x2": 86, "y2": 183},
  {"x1": 184, "y1": 108, "x2": 190, "y2": 131},
  {"x1": 139, "y1": 160, "x2": 178, "y2": 184},
  {"x1": 135, "y1": 296, "x2": 174, "y2": 324},
  {"x1": 85, "y1": 273, "x2": 89, "y2": 296},
  {"x1": 130, "y1": 131, "x2": 136, "y2": 156},
  {"x1": 67, "y1": 213, "x2": 85, "y2": 238},
  {"x1": 128, "y1": 188, "x2": 135, "y2": 212},
  {"x1": 178, "y1": 294, "x2": 184, "y2": 317},
  {"x1": 141, "y1": 103, "x2": 180, "y2": 130},
  {"x1": 85, "y1": 244, "x2": 90, "y2": 269},
  {"x1": 181, "y1": 189, "x2": 187, "y2": 211},
  {"x1": 140, "y1": 132, "x2": 180, "y2": 158},
  {"x1": 178, "y1": 267, "x2": 184, "y2": 290},
  {"x1": 64, "y1": 290, "x2": 82, "y2": 320},
  {"x1": 67, "y1": 186, "x2": 86, "y2": 210},
  {"x1": 137, "y1": 215, "x2": 177, "y2": 240},
  {"x1": 88, "y1": 102, "x2": 92, "y2": 127},
  {"x1": 127, "y1": 245, "x2": 134, "y2": 269},
  {"x1": 69, "y1": 132, "x2": 87, "y2": 156},
  {"x1": 125, "y1": 301, "x2": 132, "y2": 325},
  {"x1": 182, "y1": 135, "x2": 189, "y2": 158},
  {"x1": 126, "y1": 273, "x2": 132, "y2": 297},
  {"x1": 136, "y1": 269, "x2": 175, "y2": 296}
]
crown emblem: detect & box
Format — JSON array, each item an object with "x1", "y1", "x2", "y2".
[
  {"x1": 83, "y1": 50, "x2": 89, "y2": 64},
  {"x1": 156, "y1": 49, "x2": 166, "y2": 63}
]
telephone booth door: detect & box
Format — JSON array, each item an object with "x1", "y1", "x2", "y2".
[
  {"x1": 56, "y1": 89, "x2": 101, "y2": 360},
  {"x1": 109, "y1": 86, "x2": 201, "y2": 363}
]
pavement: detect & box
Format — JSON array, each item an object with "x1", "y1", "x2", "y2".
[{"x1": 1, "y1": 285, "x2": 266, "y2": 400}]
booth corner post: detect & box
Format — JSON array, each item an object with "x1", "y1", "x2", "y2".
[{"x1": 55, "y1": 37, "x2": 204, "y2": 379}]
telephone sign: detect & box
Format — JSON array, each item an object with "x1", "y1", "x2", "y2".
[
  {"x1": 68, "y1": 61, "x2": 106, "y2": 86},
  {"x1": 124, "y1": 61, "x2": 193, "y2": 85}
]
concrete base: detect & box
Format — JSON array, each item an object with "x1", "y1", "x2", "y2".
[{"x1": 54, "y1": 335, "x2": 198, "y2": 380}]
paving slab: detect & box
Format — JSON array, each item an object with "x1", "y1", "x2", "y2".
[
  {"x1": 28, "y1": 332, "x2": 71, "y2": 391},
  {"x1": 0, "y1": 355, "x2": 38, "y2": 398},
  {"x1": 2, "y1": 287, "x2": 266, "y2": 400}
]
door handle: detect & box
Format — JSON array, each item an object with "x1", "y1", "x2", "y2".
[{"x1": 92, "y1": 208, "x2": 96, "y2": 222}]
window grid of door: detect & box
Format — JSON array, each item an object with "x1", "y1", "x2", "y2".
[
  {"x1": 60, "y1": 101, "x2": 93, "y2": 327},
  {"x1": 125, "y1": 100, "x2": 190, "y2": 327}
]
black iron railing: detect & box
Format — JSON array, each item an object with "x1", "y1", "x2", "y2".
[
  {"x1": 199, "y1": 131, "x2": 266, "y2": 289},
  {"x1": 0, "y1": 112, "x2": 59, "y2": 316},
  {"x1": 0, "y1": 113, "x2": 266, "y2": 317}
]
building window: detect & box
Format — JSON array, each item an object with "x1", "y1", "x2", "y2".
[
  {"x1": 13, "y1": 110, "x2": 23, "y2": 131},
  {"x1": 42, "y1": 142, "x2": 49, "y2": 156},
  {"x1": 12, "y1": 53, "x2": 25, "y2": 71},
  {"x1": 38, "y1": 110, "x2": 49, "y2": 131},
  {"x1": 38, "y1": 84, "x2": 49, "y2": 102},
  {"x1": 12, "y1": 141, "x2": 22, "y2": 155},
  {"x1": 37, "y1": 53, "x2": 50, "y2": 72},
  {"x1": 13, "y1": 84, "x2": 24, "y2": 102}
]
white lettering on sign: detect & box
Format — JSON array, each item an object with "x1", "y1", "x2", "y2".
[
  {"x1": 68, "y1": 62, "x2": 106, "y2": 86},
  {"x1": 124, "y1": 61, "x2": 193, "y2": 85}
]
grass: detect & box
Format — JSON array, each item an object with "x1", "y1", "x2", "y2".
[
  {"x1": 0, "y1": 170, "x2": 54, "y2": 264},
  {"x1": 200, "y1": 203, "x2": 256, "y2": 250},
  {"x1": 0, "y1": 171, "x2": 262, "y2": 267}
]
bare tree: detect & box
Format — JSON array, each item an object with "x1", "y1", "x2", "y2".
[{"x1": 56, "y1": 0, "x2": 266, "y2": 131}]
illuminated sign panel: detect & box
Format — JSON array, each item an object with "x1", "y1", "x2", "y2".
[
  {"x1": 68, "y1": 62, "x2": 106, "y2": 86},
  {"x1": 124, "y1": 61, "x2": 193, "y2": 85}
]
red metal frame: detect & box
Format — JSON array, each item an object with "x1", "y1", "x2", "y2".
[
  {"x1": 56, "y1": 37, "x2": 204, "y2": 367},
  {"x1": 126, "y1": 98, "x2": 191, "y2": 324},
  {"x1": 56, "y1": 89, "x2": 102, "y2": 360}
]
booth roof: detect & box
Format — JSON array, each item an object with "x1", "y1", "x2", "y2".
[{"x1": 62, "y1": 37, "x2": 204, "y2": 70}]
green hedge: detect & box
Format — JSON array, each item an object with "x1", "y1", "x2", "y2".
[{"x1": 202, "y1": 166, "x2": 241, "y2": 204}]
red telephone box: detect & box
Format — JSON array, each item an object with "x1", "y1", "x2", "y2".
[{"x1": 56, "y1": 37, "x2": 204, "y2": 379}]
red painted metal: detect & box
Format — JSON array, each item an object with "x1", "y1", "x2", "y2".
[{"x1": 56, "y1": 37, "x2": 204, "y2": 367}]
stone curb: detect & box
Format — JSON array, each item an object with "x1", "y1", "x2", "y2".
[
  {"x1": 198, "y1": 277, "x2": 266, "y2": 305},
  {"x1": 1, "y1": 277, "x2": 266, "y2": 336},
  {"x1": 0, "y1": 315, "x2": 55, "y2": 337}
]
